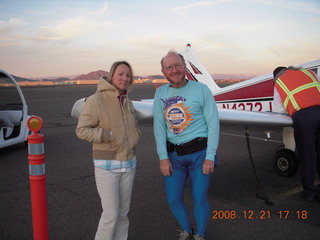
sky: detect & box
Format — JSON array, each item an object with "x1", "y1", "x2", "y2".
[{"x1": 0, "y1": 0, "x2": 319, "y2": 78}]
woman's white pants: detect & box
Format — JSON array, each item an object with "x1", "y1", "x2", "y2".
[{"x1": 94, "y1": 167, "x2": 135, "y2": 240}]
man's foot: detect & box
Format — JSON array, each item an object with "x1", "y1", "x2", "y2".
[
  {"x1": 178, "y1": 230, "x2": 193, "y2": 240},
  {"x1": 302, "y1": 191, "x2": 316, "y2": 202},
  {"x1": 193, "y1": 234, "x2": 206, "y2": 240}
]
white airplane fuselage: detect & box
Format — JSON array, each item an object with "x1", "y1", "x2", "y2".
[
  {"x1": 214, "y1": 75, "x2": 274, "y2": 112},
  {"x1": 213, "y1": 59, "x2": 320, "y2": 113},
  {"x1": 213, "y1": 60, "x2": 320, "y2": 112},
  {"x1": 182, "y1": 44, "x2": 320, "y2": 177}
]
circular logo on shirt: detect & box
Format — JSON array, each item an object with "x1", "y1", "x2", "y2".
[
  {"x1": 167, "y1": 107, "x2": 185, "y2": 126},
  {"x1": 164, "y1": 102, "x2": 193, "y2": 134}
]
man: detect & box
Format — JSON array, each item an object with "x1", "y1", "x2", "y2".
[
  {"x1": 153, "y1": 51, "x2": 220, "y2": 240},
  {"x1": 273, "y1": 66, "x2": 320, "y2": 202}
]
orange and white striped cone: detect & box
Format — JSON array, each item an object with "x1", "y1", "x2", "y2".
[{"x1": 27, "y1": 116, "x2": 49, "y2": 240}]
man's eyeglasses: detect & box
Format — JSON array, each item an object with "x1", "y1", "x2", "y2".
[{"x1": 163, "y1": 64, "x2": 184, "y2": 71}]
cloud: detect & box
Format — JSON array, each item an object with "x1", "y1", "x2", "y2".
[
  {"x1": 0, "y1": 18, "x2": 27, "y2": 39},
  {"x1": 2, "y1": 2, "x2": 115, "y2": 45},
  {"x1": 169, "y1": 0, "x2": 235, "y2": 12},
  {"x1": 37, "y1": 17, "x2": 90, "y2": 41},
  {"x1": 250, "y1": 0, "x2": 320, "y2": 14},
  {"x1": 90, "y1": 2, "x2": 109, "y2": 15},
  {"x1": 30, "y1": 2, "x2": 129, "y2": 45},
  {"x1": 1, "y1": 0, "x2": 319, "y2": 77}
]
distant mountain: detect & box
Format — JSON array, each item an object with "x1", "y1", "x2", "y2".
[
  {"x1": 68, "y1": 71, "x2": 256, "y2": 81},
  {"x1": 12, "y1": 75, "x2": 37, "y2": 82},
  {"x1": 13, "y1": 75, "x2": 67, "y2": 82},
  {"x1": 15, "y1": 70, "x2": 256, "y2": 82},
  {"x1": 72, "y1": 70, "x2": 108, "y2": 80},
  {"x1": 29, "y1": 74, "x2": 81, "y2": 81},
  {"x1": 70, "y1": 71, "x2": 165, "y2": 80},
  {"x1": 51, "y1": 78, "x2": 71, "y2": 82}
]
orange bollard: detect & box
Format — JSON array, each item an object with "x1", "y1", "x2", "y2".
[{"x1": 27, "y1": 116, "x2": 49, "y2": 240}]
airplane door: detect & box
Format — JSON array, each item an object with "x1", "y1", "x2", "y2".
[{"x1": 0, "y1": 70, "x2": 29, "y2": 148}]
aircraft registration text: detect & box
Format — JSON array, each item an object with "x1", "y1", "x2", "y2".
[{"x1": 217, "y1": 101, "x2": 273, "y2": 112}]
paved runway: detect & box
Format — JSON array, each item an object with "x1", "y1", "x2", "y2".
[{"x1": 1, "y1": 84, "x2": 319, "y2": 240}]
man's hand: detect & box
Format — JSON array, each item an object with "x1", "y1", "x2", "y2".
[
  {"x1": 160, "y1": 159, "x2": 173, "y2": 176},
  {"x1": 202, "y1": 159, "x2": 215, "y2": 174}
]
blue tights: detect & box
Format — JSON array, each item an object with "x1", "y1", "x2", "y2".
[{"x1": 164, "y1": 149, "x2": 210, "y2": 236}]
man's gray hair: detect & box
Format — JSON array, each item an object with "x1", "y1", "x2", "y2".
[{"x1": 160, "y1": 50, "x2": 186, "y2": 68}]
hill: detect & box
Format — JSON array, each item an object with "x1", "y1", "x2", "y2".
[
  {"x1": 14, "y1": 70, "x2": 256, "y2": 83},
  {"x1": 72, "y1": 70, "x2": 108, "y2": 80},
  {"x1": 12, "y1": 75, "x2": 38, "y2": 82}
]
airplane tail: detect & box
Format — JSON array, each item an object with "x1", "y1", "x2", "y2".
[{"x1": 180, "y1": 44, "x2": 220, "y2": 92}]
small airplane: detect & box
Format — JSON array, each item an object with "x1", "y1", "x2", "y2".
[
  {"x1": 182, "y1": 44, "x2": 320, "y2": 177},
  {"x1": 0, "y1": 69, "x2": 32, "y2": 149},
  {"x1": 71, "y1": 44, "x2": 320, "y2": 177}
]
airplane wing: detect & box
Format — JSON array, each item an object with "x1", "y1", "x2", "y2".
[
  {"x1": 132, "y1": 100, "x2": 292, "y2": 131},
  {"x1": 217, "y1": 108, "x2": 292, "y2": 131},
  {"x1": 71, "y1": 98, "x2": 292, "y2": 131},
  {"x1": 71, "y1": 98, "x2": 154, "y2": 123},
  {"x1": 132, "y1": 100, "x2": 154, "y2": 123}
]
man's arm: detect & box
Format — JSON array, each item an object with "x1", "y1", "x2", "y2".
[
  {"x1": 202, "y1": 86, "x2": 219, "y2": 161},
  {"x1": 160, "y1": 159, "x2": 173, "y2": 176},
  {"x1": 272, "y1": 87, "x2": 287, "y2": 114}
]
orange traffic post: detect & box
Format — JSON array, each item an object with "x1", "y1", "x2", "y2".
[{"x1": 27, "y1": 116, "x2": 49, "y2": 240}]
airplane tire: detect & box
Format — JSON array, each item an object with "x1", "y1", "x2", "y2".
[{"x1": 273, "y1": 149, "x2": 299, "y2": 177}]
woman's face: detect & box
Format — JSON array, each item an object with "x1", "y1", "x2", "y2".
[{"x1": 111, "y1": 64, "x2": 132, "y2": 94}]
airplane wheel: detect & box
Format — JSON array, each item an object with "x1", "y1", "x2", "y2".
[{"x1": 273, "y1": 149, "x2": 299, "y2": 177}]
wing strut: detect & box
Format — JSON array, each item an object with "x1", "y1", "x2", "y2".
[{"x1": 245, "y1": 129, "x2": 273, "y2": 206}]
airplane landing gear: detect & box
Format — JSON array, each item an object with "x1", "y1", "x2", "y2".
[{"x1": 273, "y1": 147, "x2": 299, "y2": 177}]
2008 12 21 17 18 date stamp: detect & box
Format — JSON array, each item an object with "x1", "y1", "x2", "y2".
[{"x1": 211, "y1": 210, "x2": 308, "y2": 220}]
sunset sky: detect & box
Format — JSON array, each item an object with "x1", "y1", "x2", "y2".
[{"x1": 1, "y1": 0, "x2": 319, "y2": 78}]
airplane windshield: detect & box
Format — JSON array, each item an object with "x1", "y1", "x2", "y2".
[
  {"x1": 310, "y1": 68, "x2": 318, "y2": 74},
  {"x1": 0, "y1": 72, "x2": 23, "y2": 109}
]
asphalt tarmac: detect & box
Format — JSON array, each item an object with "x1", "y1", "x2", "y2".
[{"x1": 1, "y1": 84, "x2": 319, "y2": 240}]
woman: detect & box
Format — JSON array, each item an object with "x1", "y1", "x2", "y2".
[{"x1": 76, "y1": 61, "x2": 141, "y2": 240}]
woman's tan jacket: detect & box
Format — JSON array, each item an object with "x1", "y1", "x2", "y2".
[{"x1": 76, "y1": 77, "x2": 141, "y2": 161}]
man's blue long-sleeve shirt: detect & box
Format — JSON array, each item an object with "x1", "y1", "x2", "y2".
[{"x1": 153, "y1": 80, "x2": 220, "y2": 161}]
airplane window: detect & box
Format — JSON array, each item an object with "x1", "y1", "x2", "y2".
[
  {"x1": 0, "y1": 73, "x2": 23, "y2": 109},
  {"x1": 309, "y1": 68, "x2": 318, "y2": 74}
]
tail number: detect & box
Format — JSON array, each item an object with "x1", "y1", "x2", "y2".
[{"x1": 222, "y1": 102, "x2": 263, "y2": 111}]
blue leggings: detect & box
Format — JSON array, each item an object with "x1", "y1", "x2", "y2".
[{"x1": 164, "y1": 149, "x2": 210, "y2": 236}]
